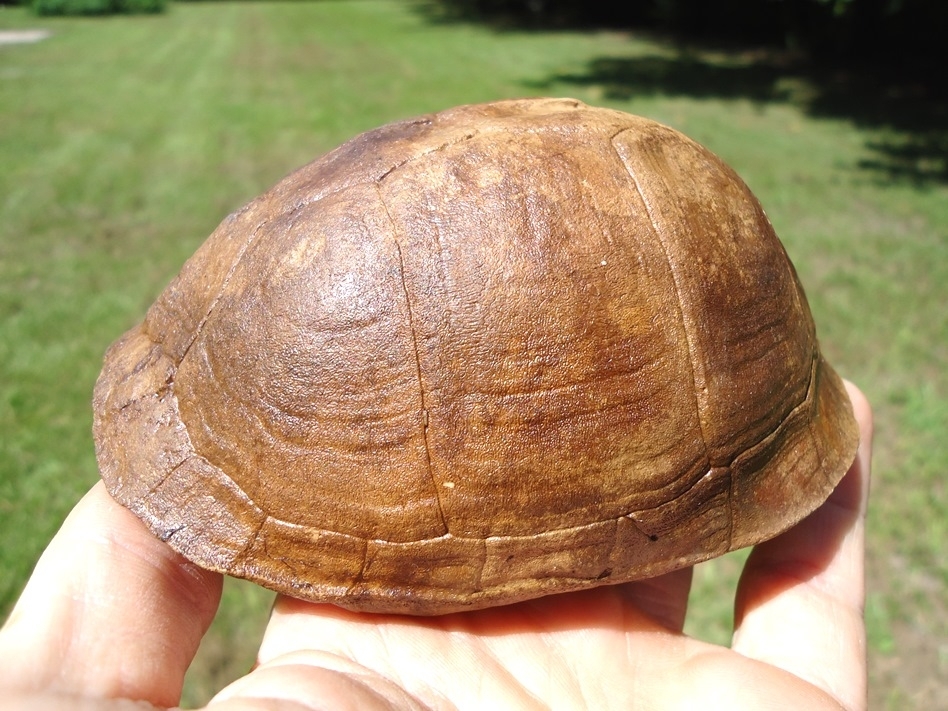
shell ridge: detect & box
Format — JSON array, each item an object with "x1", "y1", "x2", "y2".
[
  {"x1": 374, "y1": 185, "x2": 449, "y2": 537},
  {"x1": 611, "y1": 130, "x2": 712, "y2": 461},
  {"x1": 713, "y1": 348, "x2": 819, "y2": 470},
  {"x1": 622, "y1": 467, "x2": 712, "y2": 520},
  {"x1": 459, "y1": 362, "x2": 654, "y2": 400}
]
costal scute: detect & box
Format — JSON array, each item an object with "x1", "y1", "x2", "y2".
[{"x1": 93, "y1": 98, "x2": 859, "y2": 615}]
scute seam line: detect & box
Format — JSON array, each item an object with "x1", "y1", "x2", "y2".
[
  {"x1": 374, "y1": 185, "x2": 449, "y2": 537},
  {"x1": 611, "y1": 129, "x2": 712, "y2": 459},
  {"x1": 175, "y1": 216, "x2": 271, "y2": 368}
]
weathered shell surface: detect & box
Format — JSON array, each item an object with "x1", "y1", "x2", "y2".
[{"x1": 93, "y1": 98, "x2": 858, "y2": 615}]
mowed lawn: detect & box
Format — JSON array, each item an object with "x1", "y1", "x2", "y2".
[{"x1": 1, "y1": 2, "x2": 945, "y2": 708}]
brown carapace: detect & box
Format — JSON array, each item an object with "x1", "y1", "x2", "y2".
[{"x1": 93, "y1": 98, "x2": 858, "y2": 615}]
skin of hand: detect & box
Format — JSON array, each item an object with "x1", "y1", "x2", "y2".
[{"x1": 0, "y1": 382, "x2": 871, "y2": 711}]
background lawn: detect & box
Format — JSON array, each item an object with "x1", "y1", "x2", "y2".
[{"x1": 1, "y1": 1, "x2": 945, "y2": 708}]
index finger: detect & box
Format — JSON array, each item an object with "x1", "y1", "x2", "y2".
[
  {"x1": 732, "y1": 381, "x2": 872, "y2": 710},
  {"x1": 0, "y1": 482, "x2": 222, "y2": 708}
]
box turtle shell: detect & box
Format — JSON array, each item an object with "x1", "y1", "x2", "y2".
[{"x1": 93, "y1": 98, "x2": 858, "y2": 615}]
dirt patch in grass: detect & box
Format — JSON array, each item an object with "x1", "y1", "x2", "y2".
[
  {"x1": 0, "y1": 30, "x2": 52, "y2": 46},
  {"x1": 871, "y1": 617, "x2": 948, "y2": 709}
]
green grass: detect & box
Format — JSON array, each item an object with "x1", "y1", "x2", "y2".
[{"x1": 1, "y1": 2, "x2": 946, "y2": 708}]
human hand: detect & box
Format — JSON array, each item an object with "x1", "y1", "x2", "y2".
[{"x1": 0, "y1": 382, "x2": 871, "y2": 711}]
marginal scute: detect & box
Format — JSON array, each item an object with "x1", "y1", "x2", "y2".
[{"x1": 94, "y1": 97, "x2": 859, "y2": 615}]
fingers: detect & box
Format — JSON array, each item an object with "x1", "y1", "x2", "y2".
[
  {"x1": 0, "y1": 483, "x2": 223, "y2": 708},
  {"x1": 732, "y1": 381, "x2": 872, "y2": 711}
]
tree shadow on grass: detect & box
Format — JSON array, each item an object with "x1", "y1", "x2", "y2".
[{"x1": 531, "y1": 44, "x2": 948, "y2": 186}]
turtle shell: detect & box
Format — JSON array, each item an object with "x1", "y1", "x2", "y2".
[{"x1": 93, "y1": 98, "x2": 858, "y2": 615}]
